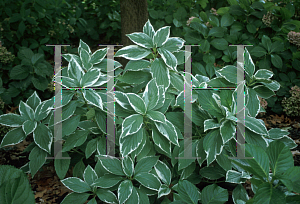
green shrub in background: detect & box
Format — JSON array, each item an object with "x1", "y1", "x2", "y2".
[
  {"x1": 147, "y1": 0, "x2": 300, "y2": 115},
  {"x1": 0, "y1": 0, "x2": 122, "y2": 110},
  {"x1": 0, "y1": 0, "x2": 121, "y2": 58},
  {"x1": 0, "y1": 20, "x2": 299, "y2": 204}
]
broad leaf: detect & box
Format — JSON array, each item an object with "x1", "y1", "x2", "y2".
[{"x1": 61, "y1": 177, "x2": 91, "y2": 193}]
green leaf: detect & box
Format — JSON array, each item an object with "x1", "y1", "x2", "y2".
[
  {"x1": 232, "y1": 184, "x2": 249, "y2": 203},
  {"x1": 254, "y1": 69, "x2": 273, "y2": 79},
  {"x1": 97, "y1": 155, "x2": 126, "y2": 176},
  {"x1": 199, "y1": 166, "x2": 225, "y2": 180},
  {"x1": 134, "y1": 172, "x2": 161, "y2": 191},
  {"x1": 0, "y1": 113, "x2": 26, "y2": 127},
  {"x1": 250, "y1": 46, "x2": 266, "y2": 57},
  {"x1": 190, "y1": 22, "x2": 208, "y2": 37},
  {"x1": 253, "y1": 183, "x2": 286, "y2": 204},
  {"x1": 61, "y1": 177, "x2": 91, "y2": 193},
  {"x1": 160, "y1": 37, "x2": 185, "y2": 52},
  {"x1": 216, "y1": 65, "x2": 237, "y2": 84},
  {"x1": 136, "y1": 188, "x2": 150, "y2": 204},
  {"x1": 204, "y1": 119, "x2": 221, "y2": 132},
  {"x1": 244, "y1": 114, "x2": 268, "y2": 136},
  {"x1": 154, "y1": 120, "x2": 179, "y2": 146},
  {"x1": 270, "y1": 41, "x2": 284, "y2": 53},
  {"x1": 96, "y1": 189, "x2": 118, "y2": 203},
  {"x1": 61, "y1": 192, "x2": 90, "y2": 204},
  {"x1": 117, "y1": 70, "x2": 151, "y2": 85},
  {"x1": 54, "y1": 152, "x2": 71, "y2": 180},
  {"x1": 135, "y1": 156, "x2": 159, "y2": 175},
  {"x1": 26, "y1": 91, "x2": 41, "y2": 112},
  {"x1": 126, "y1": 93, "x2": 146, "y2": 115},
  {"x1": 33, "y1": 123, "x2": 52, "y2": 154},
  {"x1": 0, "y1": 165, "x2": 35, "y2": 204},
  {"x1": 246, "y1": 24, "x2": 257, "y2": 33},
  {"x1": 122, "y1": 156, "x2": 134, "y2": 177},
  {"x1": 0, "y1": 127, "x2": 26, "y2": 148},
  {"x1": 90, "y1": 48, "x2": 108, "y2": 64},
  {"x1": 78, "y1": 39, "x2": 92, "y2": 55},
  {"x1": 203, "y1": 129, "x2": 223, "y2": 165},
  {"x1": 210, "y1": 38, "x2": 228, "y2": 50},
  {"x1": 150, "y1": 58, "x2": 170, "y2": 91},
  {"x1": 226, "y1": 170, "x2": 246, "y2": 184},
  {"x1": 153, "y1": 26, "x2": 171, "y2": 47},
  {"x1": 124, "y1": 60, "x2": 151, "y2": 72},
  {"x1": 146, "y1": 110, "x2": 166, "y2": 123},
  {"x1": 216, "y1": 150, "x2": 232, "y2": 171},
  {"x1": 143, "y1": 19, "x2": 155, "y2": 39},
  {"x1": 154, "y1": 160, "x2": 172, "y2": 186},
  {"x1": 143, "y1": 79, "x2": 159, "y2": 111},
  {"x1": 173, "y1": 50, "x2": 191, "y2": 65},
  {"x1": 126, "y1": 32, "x2": 153, "y2": 49},
  {"x1": 120, "y1": 128, "x2": 145, "y2": 158},
  {"x1": 246, "y1": 87, "x2": 260, "y2": 117},
  {"x1": 196, "y1": 90, "x2": 224, "y2": 118},
  {"x1": 19, "y1": 101, "x2": 35, "y2": 121},
  {"x1": 158, "y1": 47, "x2": 178, "y2": 71},
  {"x1": 85, "y1": 138, "x2": 97, "y2": 159},
  {"x1": 178, "y1": 180, "x2": 199, "y2": 204},
  {"x1": 125, "y1": 187, "x2": 139, "y2": 204},
  {"x1": 82, "y1": 89, "x2": 103, "y2": 110},
  {"x1": 9, "y1": 65, "x2": 29, "y2": 80},
  {"x1": 31, "y1": 53, "x2": 44, "y2": 65},
  {"x1": 208, "y1": 27, "x2": 225, "y2": 38},
  {"x1": 18, "y1": 21, "x2": 26, "y2": 35},
  {"x1": 253, "y1": 85, "x2": 275, "y2": 99},
  {"x1": 266, "y1": 140, "x2": 293, "y2": 176},
  {"x1": 220, "y1": 120, "x2": 236, "y2": 143},
  {"x1": 284, "y1": 167, "x2": 300, "y2": 193},
  {"x1": 152, "y1": 125, "x2": 171, "y2": 156},
  {"x1": 93, "y1": 174, "x2": 123, "y2": 188},
  {"x1": 62, "y1": 129, "x2": 89, "y2": 152},
  {"x1": 201, "y1": 184, "x2": 228, "y2": 204},
  {"x1": 121, "y1": 114, "x2": 143, "y2": 137},
  {"x1": 80, "y1": 68, "x2": 102, "y2": 87},
  {"x1": 158, "y1": 184, "x2": 171, "y2": 198},
  {"x1": 221, "y1": 13, "x2": 234, "y2": 27},
  {"x1": 114, "y1": 45, "x2": 152, "y2": 60},
  {"x1": 261, "y1": 35, "x2": 272, "y2": 52},
  {"x1": 22, "y1": 120, "x2": 37, "y2": 136},
  {"x1": 29, "y1": 146, "x2": 48, "y2": 178},
  {"x1": 118, "y1": 180, "x2": 133, "y2": 204},
  {"x1": 245, "y1": 144, "x2": 270, "y2": 180},
  {"x1": 83, "y1": 165, "x2": 98, "y2": 186},
  {"x1": 271, "y1": 54, "x2": 282, "y2": 68},
  {"x1": 68, "y1": 58, "x2": 85, "y2": 82},
  {"x1": 244, "y1": 48, "x2": 255, "y2": 77}
]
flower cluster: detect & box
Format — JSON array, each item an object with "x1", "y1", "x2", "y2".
[
  {"x1": 186, "y1": 16, "x2": 197, "y2": 26},
  {"x1": 282, "y1": 85, "x2": 300, "y2": 117},
  {"x1": 47, "y1": 74, "x2": 55, "y2": 93},
  {"x1": 210, "y1": 8, "x2": 218, "y2": 16},
  {"x1": 0, "y1": 42, "x2": 15, "y2": 64},
  {"x1": 67, "y1": 24, "x2": 74, "y2": 33},
  {"x1": 262, "y1": 11, "x2": 276, "y2": 27},
  {"x1": 259, "y1": 96, "x2": 268, "y2": 109},
  {"x1": 48, "y1": 30, "x2": 56, "y2": 37},
  {"x1": 287, "y1": 31, "x2": 300, "y2": 47}
]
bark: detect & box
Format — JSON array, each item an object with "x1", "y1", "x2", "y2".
[{"x1": 119, "y1": 0, "x2": 148, "y2": 68}]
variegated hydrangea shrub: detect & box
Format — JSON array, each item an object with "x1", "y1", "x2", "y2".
[{"x1": 0, "y1": 20, "x2": 299, "y2": 204}]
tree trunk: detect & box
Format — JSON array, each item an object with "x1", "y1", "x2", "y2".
[{"x1": 119, "y1": 0, "x2": 148, "y2": 69}]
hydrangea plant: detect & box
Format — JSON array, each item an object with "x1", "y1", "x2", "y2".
[{"x1": 0, "y1": 20, "x2": 299, "y2": 204}]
